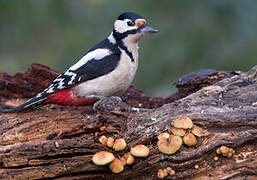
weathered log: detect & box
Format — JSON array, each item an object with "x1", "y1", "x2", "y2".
[{"x1": 0, "y1": 64, "x2": 256, "y2": 180}]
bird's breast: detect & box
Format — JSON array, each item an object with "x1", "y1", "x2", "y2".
[{"x1": 75, "y1": 49, "x2": 139, "y2": 97}]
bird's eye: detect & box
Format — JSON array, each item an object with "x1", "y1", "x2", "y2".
[{"x1": 127, "y1": 21, "x2": 135, "y2": 26}]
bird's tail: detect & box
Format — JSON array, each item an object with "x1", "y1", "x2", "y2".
[
  {"x1": 0, "y1": 95, "x2": 48, "y2": 113},
  {"x1": 0, "y1": 89, "x2": 99, "y2": 113}
]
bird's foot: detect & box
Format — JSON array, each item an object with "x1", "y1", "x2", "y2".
[
  {"x1": 107, "y1": 96, "x2": 122, "y2": 102},
  {"x1": 92, "y1": 96, "x2": 122, "y2": 112}
]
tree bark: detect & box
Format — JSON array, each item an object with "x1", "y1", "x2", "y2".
[{"x1": 0, "y1": 64, "x2": 256, "y2": 180}]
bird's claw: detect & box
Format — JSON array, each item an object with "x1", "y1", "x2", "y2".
[{"x1": 92, "y1": 96, "x2": 122, "y2": 112}]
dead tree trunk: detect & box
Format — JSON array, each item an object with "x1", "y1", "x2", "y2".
[{"x1": 0, "y1": 64, "x2": 256, "y2": 180}]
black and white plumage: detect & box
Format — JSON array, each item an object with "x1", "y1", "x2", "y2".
[{"x1": 0, "y1": 12, "x2": 158, "y2": 113}]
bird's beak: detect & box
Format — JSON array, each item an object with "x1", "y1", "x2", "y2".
[
  {"x1": 140, "y1": 25, "x2": 158, "y2": 33},
  {"x1": 135, "y1": 19, "x2": 158, "y2": 34}
]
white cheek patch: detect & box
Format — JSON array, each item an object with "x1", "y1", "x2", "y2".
[
  {"x1": 69, "y1": 49, "x2": 112, "y2": 71},
  {"x1": 114, "y1": 19, "x2": 137, "y2": 33}
]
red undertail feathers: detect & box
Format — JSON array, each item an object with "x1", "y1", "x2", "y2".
[{"x1": 43, "y1": 89, "x2": 98, "y2": 106}]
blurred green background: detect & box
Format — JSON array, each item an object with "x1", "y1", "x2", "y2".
[{"x1": 0, "y1": 0, "x2": 256, "y2": 97}]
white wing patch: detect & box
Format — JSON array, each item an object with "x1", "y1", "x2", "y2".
[
  {"x1": 69, "y1": 48, "x2": 112, "y2": 71},
  {"x1": 114, "y1": 19, "x2": 137, "y2": 34}
]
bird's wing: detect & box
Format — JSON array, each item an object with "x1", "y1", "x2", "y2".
[{"x1": 37, "y1": 47, "x2": 121, "y2": 98}]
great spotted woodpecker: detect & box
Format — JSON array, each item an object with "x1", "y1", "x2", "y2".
[{"x1": 0, "y1": 12, "x2": 158, "y2": 113}]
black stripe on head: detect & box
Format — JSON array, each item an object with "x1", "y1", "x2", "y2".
[
  {"x1": 113, "y1": 29, "x2": 137, "y2": 40},
  {"x1": 117, "y1": 12, "x2": 144, "y2": 21},
  {"x1": 113, "y1": 23, "x2": 146, "y2": 40}
]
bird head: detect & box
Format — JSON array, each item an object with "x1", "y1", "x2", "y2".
[{"x1": 112, "y1": 12, "x2": 158, "y2": 43}]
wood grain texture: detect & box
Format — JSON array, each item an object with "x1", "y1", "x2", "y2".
[{"x1": 0, "y1": 64, "x2": 256, "y2": 179}]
